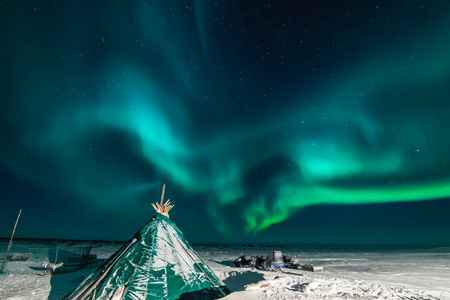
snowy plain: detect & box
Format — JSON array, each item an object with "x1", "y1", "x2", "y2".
[{"x1": 0, "y1": 240, "x2": 449, "y2": 300}]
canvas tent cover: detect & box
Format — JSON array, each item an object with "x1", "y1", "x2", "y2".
[{"x1": 64, "y1": 213, "x2": 227, "y2": 300}]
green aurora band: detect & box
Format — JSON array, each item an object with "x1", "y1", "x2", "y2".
[{"x1": 2, "y1": 1, "x2": 450, "y2": 241}]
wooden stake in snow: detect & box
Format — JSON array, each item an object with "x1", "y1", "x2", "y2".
[
  {"x1": 55, "y1": 247, "x2": 59, "y2": 264},
  {"x1": 0, "y1": 209, "x2": 22, "y2": 273}
]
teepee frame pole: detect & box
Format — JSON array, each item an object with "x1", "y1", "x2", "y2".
[
  {"x1": 160, "y1": 183, "x2": 166, "y2": 206},
  {"x1": 152, "y1": 183, "x2": 174, "y2": 217},
  {"x1": 1, "y1": 209, "x2": 22, "y2": 272}
]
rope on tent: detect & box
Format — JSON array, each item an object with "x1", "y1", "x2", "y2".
[
  {"x1": 68, "y1": 238, "x2": 138, "y2": 300},
  {"x1": 176, "y1": 238, "x2": 227, "y2": 297},
  {"x1": 155, "y1": 184, "x2": 226, "y2": 297},
  {"x1": 160, "y1": 219, "x2": 227, "y2": 298}
]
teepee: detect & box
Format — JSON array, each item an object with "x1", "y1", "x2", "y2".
[{"x1": 64, "y1": 184, "x2": 229, "y2": 300}]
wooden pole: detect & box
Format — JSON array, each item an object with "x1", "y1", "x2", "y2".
[
  {"x1": 55, "y1": 247, "x2": 59, "y2": 264},
  {"x1": 160, "y1": 183, "x2": 166, "y2": 206},
  {"x1": 1, "y1": 209, "x2": 22, "y2": 272}
]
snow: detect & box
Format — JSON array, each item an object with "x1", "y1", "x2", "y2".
[{"x1": 1, "y1": 240, "x2": 449, "y2": 299}]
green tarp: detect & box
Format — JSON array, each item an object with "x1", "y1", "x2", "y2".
[{"x1": 64, "y1": 213, "x2": 228, "y2": 300}]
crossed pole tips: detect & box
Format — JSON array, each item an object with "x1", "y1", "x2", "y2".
[{"x1": 152, "y1": 183, "x2": 174, "y2": 217}]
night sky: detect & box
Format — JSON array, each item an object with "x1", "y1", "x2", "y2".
[{"x1": 1, "y1": 1, "x2": 450, "y2": 246}]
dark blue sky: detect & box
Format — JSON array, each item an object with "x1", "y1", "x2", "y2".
[{"x1": 1, "y1": 1, "x2": 450, "y2": 245}]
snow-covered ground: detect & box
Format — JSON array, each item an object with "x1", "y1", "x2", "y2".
[{"x1": 1, "y1": 240, "x2": 449, "y2": 299}]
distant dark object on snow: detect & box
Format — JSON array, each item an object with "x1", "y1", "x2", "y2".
[
  {"x1": 233, "y1": 251, "x2": 322, "y2": 272},
  {"x1": 8, "y1": 252, "x2": 31, "y2": 261},
  {"x1": 301, "y1": 264, "x2": 323, "y2": 272},
  {"x1": 234, "y1": 250, "x2": 292, "y2": 270},
  {"x1": 265, "y1": 250, "x2": 285, "y2": 268}
]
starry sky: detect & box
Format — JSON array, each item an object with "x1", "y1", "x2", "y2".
[{"x1": 1, "y1": 1, "x2": 450, "y2": 246}]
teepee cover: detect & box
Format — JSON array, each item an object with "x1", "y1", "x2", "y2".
[{"x1": 64, "y1": 185, "x2": 227, "y2": 300}]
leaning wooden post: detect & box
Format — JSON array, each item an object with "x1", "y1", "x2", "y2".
[
  {"x1": 55, "y1": 247, "x2": 59, "y2": 264},
  {"x1": 1, "y1": 209, "x2": 22, "y2": 272}
]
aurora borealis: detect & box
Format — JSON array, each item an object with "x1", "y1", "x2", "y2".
[{"x1": 1, "y1": 1, "x2": 450, "y2": 245}]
